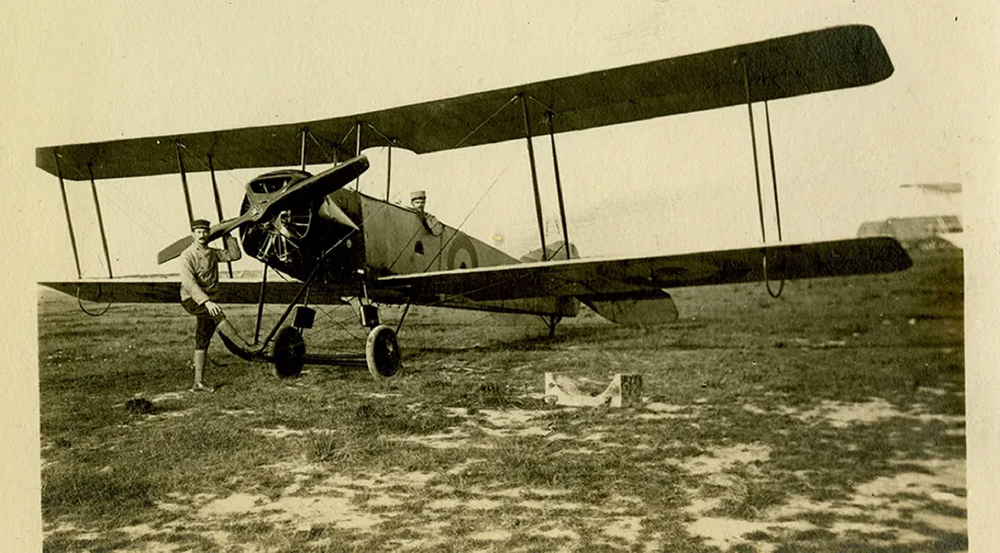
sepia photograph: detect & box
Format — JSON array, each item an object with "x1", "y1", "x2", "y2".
[{"x1": 4, "y1": 1, "x2": 996, "y2": 550}]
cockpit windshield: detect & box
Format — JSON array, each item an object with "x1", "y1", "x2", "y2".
[
  {"x1": 247, "y1": 170, "x2": 311, "y2": 194},
  {"x1": 249, "y1": 176, "x2": 294, "y2": 194}
]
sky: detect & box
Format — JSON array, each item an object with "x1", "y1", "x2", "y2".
[
  {"x1": 0, "y1": 0, "x2": 976, "y2": 279},
  {"x1": 3, "y1": 0, "x2": 999, "y2": 547}
]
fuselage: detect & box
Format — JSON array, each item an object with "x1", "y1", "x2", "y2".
[
  {"x1": 236, "y1": 168, "x2": 577, "y2": 317},
  {"x1": 238, "y1": 169, "x2": 518, "y2": 283}
]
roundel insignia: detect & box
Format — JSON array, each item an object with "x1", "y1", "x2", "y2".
[{"x1": 446, "y1": 233, "x2": 478, "y2": 270}]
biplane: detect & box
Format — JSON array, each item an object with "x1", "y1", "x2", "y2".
[{"x1": 37, "y1": 25, "x2": 912, "y2": 379}]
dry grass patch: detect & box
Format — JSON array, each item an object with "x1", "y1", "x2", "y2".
[{"x1": 37, "y1": 251, "x2": 965, "y2": 551}]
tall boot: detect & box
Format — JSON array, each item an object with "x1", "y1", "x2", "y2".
[{"x1": 191, "y1": 349, "x2": 213, "y2": 391}]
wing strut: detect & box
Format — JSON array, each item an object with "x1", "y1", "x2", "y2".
[
  {"x1": 87, "y1": 165, "x2": 113, "y2": 278},
  {"x1": 362, "y1": 122, "x2": 397, "y2": 201},
  {"x1": 54, "y1": 153, "x2": 82, "y2": 279},
  {"x1": 175, "y1": 142, "x2": 194, "y2": 225},
  {"x1": 764, "y1": 101, "x2": 783, "y2": 242},
  {"x1": 741, "y1": 59, "x2": 768, "y2": 244},
  {"x1": 299, "y1": 127, "x2": 308, "y2": 171},
  {"x1": 354, "y1": 122, "x2": 363, "y2": 190},
  {"x1": 254, "y1": 264, "x2": 268, "y2": 343},
  {"x1": 762, "y1": 100, "x2": 786, "y2": 298},
  {"x1": 520, "y1": 94, "x2": 548, "y2": 261},
  {"x1": 547, "y1": 112, "x2": 571, "y2": 259},
  {"x1": 207, "y1": 154, "x2": 233, "y2": 278},
  {"x1": 741, "y1": 60, "x2": 786, "y2": 297},
  {"x1": 385, "y1": 144, "x2": 393, "y2": 201}
]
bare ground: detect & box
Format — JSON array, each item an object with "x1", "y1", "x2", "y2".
[{"x1": 38, "y1": 250, "x2": 965, "y2": 551}]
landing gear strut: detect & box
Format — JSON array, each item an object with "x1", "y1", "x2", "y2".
[
  {"x1": 254, "y1": 303, "x2": 402, "y2": 381},
  {"x1": 546, "y1": 315, "x2": 562, "y2": 337},
  {"x1": 241, "y1": 247, "x2": 404, "y2": 380}
]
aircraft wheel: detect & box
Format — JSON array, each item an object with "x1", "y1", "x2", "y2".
[
  {"x1": 272, "y1": 326, "x2": 305, "y2": 378},
  {"x1": 366, "y1": 325, "x2": 401, "y2": 379}
]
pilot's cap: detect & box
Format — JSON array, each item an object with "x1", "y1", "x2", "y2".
[
  {"x1": 191, "y1": 219, "x2": 211, "y2": 231},
  {"x1": 410, "y1": 190, "x2": 426, "y2": 201}
]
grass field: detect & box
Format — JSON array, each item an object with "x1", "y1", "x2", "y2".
[{"x1": 37, "y1": 249, "x2": 965, "y2": 552}]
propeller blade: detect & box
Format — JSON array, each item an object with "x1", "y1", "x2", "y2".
[
  {"x1": 265, "y1": 155, "x2": 369, "y2": 216},
  {"x1": 157, "y1": 235, "x2": 193, "y2": 265},
  {"x1": 206, "y1": 212, "x2": 255, "y2": 243},
  {"x1": 156, "y1": 213, "x2": 254, "y2": 265}
]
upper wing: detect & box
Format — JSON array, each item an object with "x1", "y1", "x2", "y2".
[
  {"x1": 37, "y1": 25, "x2": 891, "y2": 181},
  {"x1": 41, "y1": 278, "x2": 352, "y2": 305},
  {"x1": 372, "y1": 237, "x2": 911, "y2": 302}
]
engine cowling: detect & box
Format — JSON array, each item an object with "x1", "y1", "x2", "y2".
[
  {"x1": 239, "y1": 170, "x2": 315, "y2": 268},
  {"x1": 240, "y1": 203, "x2": 312, "y2": 264}
]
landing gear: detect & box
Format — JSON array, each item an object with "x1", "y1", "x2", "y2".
[
  {"x1": 271, "y1": 326, "x2": 306, "y2": 378},
  {"x1": 366, "y1": 324, "x2": 401, "y2": 379},
  {"x1": 243, "y1": 250, "x2": 404, "y2": 380},
  {"x1": 546, "y1": 315, "x2": 562, "y2": 337},
  {"x1": 254, "y1": 303, "x2": 403, "y2": 381}
]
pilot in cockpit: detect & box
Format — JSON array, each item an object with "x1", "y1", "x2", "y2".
[
  {"x1": 410, "y1": 190, "x2": 427, "y2": 214},
  {"x1": 410, "y1": 189, "x2": 443, "y2": 235}
]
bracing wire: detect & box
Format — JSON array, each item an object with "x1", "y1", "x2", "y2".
[
  {"x1": 175, "y1": 142, "x2": 245, "y2": 191},
  {"x1": 307, "y1": 132, "x2": 336, "y2": 165},
  {"x1": 526, "y1": 95, "x2": 558, "y2": 118},
  {"x1": 451, "y1": 95, "x2": 520, "y2": 150},
  {"x1": 383, "y1": 160, "x2": 510, "y2": 273},
  {"x1": 76, "y1": 285, "x2": 112, "y2": 317},
  {"x1": 272, "y1": 269, "x2": 368, "y2": 343},
  {"x1": 338, "y1": 125, "x2": 358, "y2": 150},
  {"x1": 416, "y1": 164, "x2": 511, "y2": 274},
  {"x1": 99, "y1": 189, "x2": 168, "y2": 244},
  {"x1": 353, "y1": 95, "x2": 520, "y2": 272}
]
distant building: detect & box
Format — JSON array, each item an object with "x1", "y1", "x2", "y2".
[
  {"x1": 856, "y1": 183, "x2": 963, "y2": 251},
  {"x1": 857, "y1": 215, "x2": 962, "y2": 250}
]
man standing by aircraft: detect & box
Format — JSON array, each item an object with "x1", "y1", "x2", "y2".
[{"x1": 179, "y1": 219, "x2": 258, "y2": 392}]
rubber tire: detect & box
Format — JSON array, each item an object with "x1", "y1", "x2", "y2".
[
  {"x1": 272, "y1": 326, "x2": 305, "y2": 378},
  {"x1": 366, "y1": 325, "x2": 401, "y2": 379}
]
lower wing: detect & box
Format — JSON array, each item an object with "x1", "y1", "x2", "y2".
[
  {"x1": 40, "y1": 278, "x2": 350, "y2": 305},
  {"x1": 41, "y1": 238, "x2": 910, "y2": 317},
  {"x1": 373, "y1": 237, "x2": 912, "y2": 302}
]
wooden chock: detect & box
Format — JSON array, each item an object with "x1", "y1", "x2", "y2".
[{"x1": 544, "y1": 373, "x2": 642, "y2": 408}]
